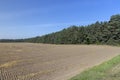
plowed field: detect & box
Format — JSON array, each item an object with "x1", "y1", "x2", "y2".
[{"x1": 0, "y1": 43, "x2": 120, "y2": 80}]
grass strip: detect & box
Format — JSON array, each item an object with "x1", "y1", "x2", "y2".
[{"x1": 69, "y1": 55, "x2": 120, "y2": 80}]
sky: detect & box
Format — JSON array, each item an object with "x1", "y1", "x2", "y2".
[{"x1": 0, "y1": 0, "x2": 120, "y2": 39}]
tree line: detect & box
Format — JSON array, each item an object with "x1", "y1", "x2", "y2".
[{"x1": 1, "y1": 14, "x2": 120, "y2": 45}]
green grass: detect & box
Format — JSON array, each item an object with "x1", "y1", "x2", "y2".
[{"x1": 69, "y1": 55, "x2": 120, "y2": 80}]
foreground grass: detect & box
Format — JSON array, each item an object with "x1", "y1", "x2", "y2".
[{"x1": 70, "y1": 55, "x2": 120, "y2": 80}]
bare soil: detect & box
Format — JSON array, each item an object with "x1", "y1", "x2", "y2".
[{"x1": 0, "y1": 43, "x2": 120, "y2": 80}]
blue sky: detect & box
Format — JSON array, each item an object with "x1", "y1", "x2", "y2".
[{"x1": 0, "y1": 0, "x2": 120, "y2": 39}]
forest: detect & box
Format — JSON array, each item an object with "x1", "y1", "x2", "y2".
[{"x1": 1, "y1": 14, "x2": 120, "y2": 45}]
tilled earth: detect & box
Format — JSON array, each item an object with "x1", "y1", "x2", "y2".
[{"x1": 0, "y1": 43, "x2": 120, "y2": 80}]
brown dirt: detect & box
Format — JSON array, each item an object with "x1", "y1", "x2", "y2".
[{"x1": 0, "y1": 43, "x2": 120, "y2": 80}]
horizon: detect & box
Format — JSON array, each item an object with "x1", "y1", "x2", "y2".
[{"x1": 0, "y1": 0, "x2": 120, "y2": 39}]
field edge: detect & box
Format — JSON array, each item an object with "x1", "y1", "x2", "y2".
[{"x1": 69, "y1": 55, "x2": 120, "y2": 80}]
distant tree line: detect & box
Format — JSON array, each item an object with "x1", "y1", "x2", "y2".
[
  {"x1": 1, "y1": 14, "x2": 120, "y2": 45},
  {"x1": 0, "y1": 39, "x2": 24, "y2": 43}
]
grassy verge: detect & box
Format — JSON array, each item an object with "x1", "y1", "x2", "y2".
[{"x1": 69, "y1": 55, "x2": 120, "y2": 80}]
